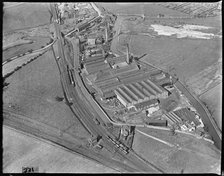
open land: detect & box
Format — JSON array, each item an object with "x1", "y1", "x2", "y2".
[
  {"x1": 3, "y1": 52, "x2": 42, "y2": 77},
  {"x1": 3, "y1": 49, "x2": 90, "y2": 139},
  {"x1": 3, "y1": 2, "x2": 222, "y2": 173},
  {"x1": 105, "y1": 3, "x2": 221, "y2": 132},
  {"x1": 98, "y1": 3, "x2": 191, "y2": 18},
  {"x1": 199, "y1": 83, "x2": 222, "y2": 131},
  {"x1": 3, "y1": 37, "x2": 52, "y2": 62},
  {"x1": 132, "y1": 127, "x2": 221, "y2": 173},
  {"x1": 3, "y1": 2, "x2": 55, "y2": 63},
  {"x1": 3, "y1": 126, "x2": 117, "y2": 173},
  {"x1": 3, "y1": 3, "x2": 52, "y2": 33}
]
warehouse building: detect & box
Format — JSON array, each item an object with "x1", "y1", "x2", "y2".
[
  {"x1": 145, "y1": 120, "x2": 168, "y2": 127},
  {"x1": 82, "y1": 54, "x2": 169, "y2": 109},
  {"x1": 84, "y1": 61, "x2": 110, "y2": 75},
  {"x1": 174, "y1": 108, "x2": 201, "y2": 126},
  {"x1": 135, "y1": 99, "x2": 159, "y2": 110},
  {"x1": 155, "y1": 77, "x2": 172, "y2": 86},
  {"x1": 113, "y1": 80, "x2": 168, "y2": 108}
]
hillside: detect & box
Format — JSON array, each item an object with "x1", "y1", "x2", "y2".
[{"x1": 3, "y1": 3, "x2": 52, "y2": 34}]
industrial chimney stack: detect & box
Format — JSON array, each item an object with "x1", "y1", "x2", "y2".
[
  {"x1": 105, "y1": 25, "x2": 108, "y2": 43},
  {"x1": 126, "y1": 43, "x2": 130, "y2": 64}
]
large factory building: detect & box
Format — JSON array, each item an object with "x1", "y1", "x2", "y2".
[
  {"x1": 82, "y1": 46, "x2": 169, "y2": 110},
  {"x1": 114, "y1": 80, "x2": 168, "y2": 108}
]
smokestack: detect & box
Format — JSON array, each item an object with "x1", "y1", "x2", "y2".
[
  {"x1": 105, "y1": 26, "x2": 108, "y2": 42},
  {"x1": 126, "y1": 44, "x2": 130, "y2": 64}
]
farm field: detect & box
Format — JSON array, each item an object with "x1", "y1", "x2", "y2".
[
  {"x1": 121, "y1": 35, "x2": 221, "y2": 84},
  {"x1": 3, "y1": 36, "x2": 52, "y2": 63},
  {"x1": 106, "y1": 3, "x2": 221, "y2": 88},
  {"x1": 3, "y1": 51, "x2": 42, "y2": 77},
  {"x1": 186, "y1": 59, "x2": 222, "y2": 95},
  {"x1": 3, "y1": 2, "x2": 222, "y2": 173},
  {"x1": 3, "y1": 126, "x2": 117, "y2": 173},
  {"x1": 3, "y1": 3, "x2": 52, "y2": 34},
  {"x1": 3, "y1": 23, "x2": 54, "y2": 47},
  {"x1": 98, "y1": 3, "x2": 190, "y2": 18},
  {"x1": 3, "y1": 49, "x2": 90, "y2": 139},
  {"x1": 133, "y1": 127, "x2": 221, "y2": 173},
  {"x1": 3, "y1": 39, "x2": 33, "y2": 50},
  {"x1": 199, "y1": 83, "x2": 222, "y2": 131}
]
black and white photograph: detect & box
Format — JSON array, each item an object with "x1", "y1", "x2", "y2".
[{"x1": 3, "y1": 2, "x2": 222, "y2": 173}]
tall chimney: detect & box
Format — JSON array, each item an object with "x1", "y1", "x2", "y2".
[
  {"x1": 126, "y1": 43, "x2": 130, "y2": 64},
  {"x1": 105, "y1": 26, "x2": 108, "y2": 43}
]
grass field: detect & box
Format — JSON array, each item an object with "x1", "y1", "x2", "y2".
[
  {"x1": 3, "y1": 37, "x2": 51, "y2": 62},
  {"x1": 3, "y1": 49, "x2": 89, "y2": 139},
  {"x1": 3, "y1": 39, "x2": 33, "y2": 50},
  {"x1": 3, "y1": 52, "x2": 42, "y2": 77},
  {"x1": 3, "y1": 3, "x2": 52, "y2": 34},
  {"x1": 133, "y1": 127, "x2": 221, "y2": 173},
  {"x1": 3, "y1": 126, "x2": 117, "y2": 173}
]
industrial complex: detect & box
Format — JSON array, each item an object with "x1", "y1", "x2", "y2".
[
  {"x1": 54, "y1": 2, "x2": 207, "y2": 136},
  {"x1": 3, "y1": 2, "x2": 221, "y2": 173}
]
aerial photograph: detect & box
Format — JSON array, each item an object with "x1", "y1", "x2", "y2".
[{"x1": 3, "y1": 2, "x2": 222, "y2": 173}]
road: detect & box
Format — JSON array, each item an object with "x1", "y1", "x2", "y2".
[
  {"x1": 3, "y1": 109, "x2": 133, "y2": 173},
  {"x1": 50, "y1": 3, "x2": 163, "y2": 173},
  {"x1": 137, "y1": 60, "x2": 221, "y2": 150},
  {"x1": 3, "y1": 38, "x2": 55, "y2": 66},
  {"x1": 174, "y1": 81, "x2": 221, "y2": 150},
  {"x1": 109, "y1": 16, "x2": 221, "y2": 150},
  {"x1": 90, "y1": 3, "x2": 103, "y2": 17}
]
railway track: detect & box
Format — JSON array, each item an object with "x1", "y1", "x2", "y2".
[{"x1": 50, "y1": 3, "x2": 163, "y2": 173}]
